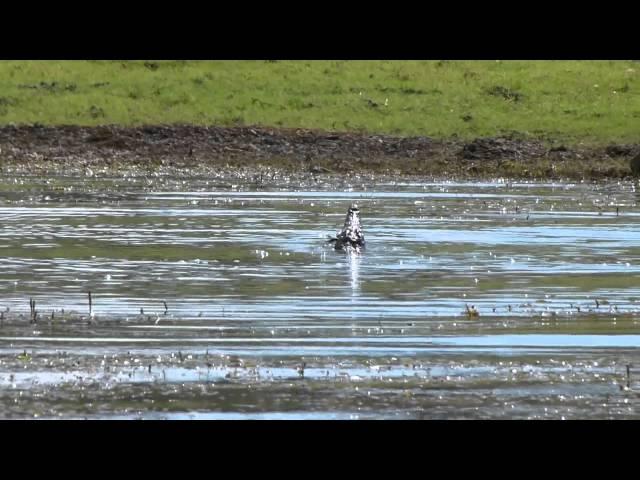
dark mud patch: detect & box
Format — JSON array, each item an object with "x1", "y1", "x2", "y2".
[{"x1": 0, "y1": 124, "x2": 638, "y2": 180}]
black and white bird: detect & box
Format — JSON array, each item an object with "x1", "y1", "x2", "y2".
[{"x1": 328, "y1": 204, "x2": 365, "y2": 253}]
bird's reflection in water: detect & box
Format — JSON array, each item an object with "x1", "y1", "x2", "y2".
[{"x1": 347, "y1": 249, "x2": 361, "y2": 297}]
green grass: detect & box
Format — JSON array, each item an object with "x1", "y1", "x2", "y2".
[{"x1": 0, "y1": 60, "x2": 638, "y2": 145}]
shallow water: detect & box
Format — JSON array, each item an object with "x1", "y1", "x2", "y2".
[{"x1": 1, "y1": 174, "x2": 639, "y2": 419}]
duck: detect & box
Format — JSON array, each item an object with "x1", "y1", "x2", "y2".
[{"x1": 327, "y1": 204, "x2": 365, "y2": 253}]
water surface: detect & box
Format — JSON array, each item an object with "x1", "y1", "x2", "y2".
[{"x1": 1, "y1": 175, "x2": 639, "y2": 419}]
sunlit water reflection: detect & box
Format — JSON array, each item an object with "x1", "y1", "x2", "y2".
[{"x1": 1, "y1": 175, "x2": 639, "y2": 419}]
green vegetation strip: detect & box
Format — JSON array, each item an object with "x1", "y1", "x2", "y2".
[{"x1": 1, "y1": 60, "x2": 638, "y2": 145}]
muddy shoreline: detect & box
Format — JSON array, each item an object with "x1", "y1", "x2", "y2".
[{"x1": 0, "y1": 124, "x2": 638, "y2": 180}]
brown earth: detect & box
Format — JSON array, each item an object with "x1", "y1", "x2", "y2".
[{"x1": 0, "y1": 124, "x2": 639, "y2": 180}]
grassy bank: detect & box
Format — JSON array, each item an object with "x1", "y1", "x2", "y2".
[{"x1": 0, "y1": 60, "x2": 638, "y2": 145}]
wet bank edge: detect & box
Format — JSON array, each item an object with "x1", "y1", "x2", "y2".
[{"x1": 0, "y1": 124, "x2": 639, "y2": 180}]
